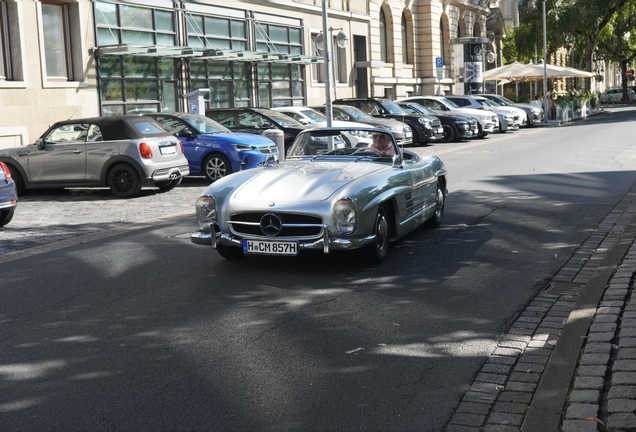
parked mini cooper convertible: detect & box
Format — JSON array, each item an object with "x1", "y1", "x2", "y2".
[
  {"x1": 190, "y1": 127, "x2": 447, "y2": 264},
  {"x1": 0, "y1": 116, "x2": 189, "y2": 198}
]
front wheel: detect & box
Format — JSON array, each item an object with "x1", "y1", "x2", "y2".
[
  {"x1": 8, "y1": 165, "x2": 25, "y2": 195},
  {"x1": 203, "y1": 154, "x2": 232, "y2": 183},
  {"x1": 360, "y1": 205, "x2": 390, "y2": 264},
  {"x1": 155, "y1": 177, "x2": 182, "y2": 192},
  {"x1": 0, "y1": 209, "x2": 14, "y2": 227},
  {"x1": 426, "y1": 180, "x2": 445, "y2": 228},
  {"x1": 108, "y1": 164, "x2": 142, "y2": 198},
  {"x1": 216, "y1": 244, "x2": 244, "y2": 260},
  {"x1": 440, "y1": 125, "x2": 457, "y2": 143}
]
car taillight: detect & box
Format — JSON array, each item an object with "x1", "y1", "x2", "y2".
[
  {"x1": 178, "y1": 141, "x2": 184, "y2": 154},
  {"x1": 0, "y1": 162, "x2": 11, "y2": 180},
  {"x1": 139, "y1": 142, "x2": 153, "y2": 159}
]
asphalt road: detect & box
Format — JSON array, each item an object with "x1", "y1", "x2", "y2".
[{"x1": 1, "y1": 106, "x2": 636, "y2": 431}]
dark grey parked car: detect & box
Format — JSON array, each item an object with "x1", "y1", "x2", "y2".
[{"x1": 0, "y1": 116, "x2": 190, "y2": 198}]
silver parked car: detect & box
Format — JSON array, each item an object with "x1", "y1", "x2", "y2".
[
  {"x1": 190, "y1": 127, "x2": 447, "y2": 264},
  {"x1": 0, "y1": 116, "x2": 190, "y2": 198}
]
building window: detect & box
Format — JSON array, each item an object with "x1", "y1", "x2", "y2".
[
  {"x1": 98, "y1": 57, "x2": 177, "y2": 115},
  {"x1": 42, "y1": 3, "x2": 72, "y2": 79},
  {"x1": 440, "y1": 19, "x2": 446, "y2": 61},
  {"x1": 254, "y1": 22, "x2": 302, "y2": 55},
  {"x1": 185, "y1": 13, "x2": 247, "y2": 50},
  {"x1": 39, "y1": 1, "x2": 83, "y2": 84},
  {"x1": 0, "y1": 1, "x2": 23, "y2": 82},
  {"x1": 94, "y1": 1, "x2": 176, "y2": 47},
  {"x1": 257, "y1": 63, "x2": 304, "y2": 108},
  {"x1": 379, "y1": 9, "x2": 387, "y2": 63},
  {"x1": 311, "y1": 33, "x2": 325, "y2": 83},
  {"x1": 188, "y1": 60, "x2": 250, "y2": 108},
  {"x1": 401, "y1": 13, "x2": 410, "y2": 65}
]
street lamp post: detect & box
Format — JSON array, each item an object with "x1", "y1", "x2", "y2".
[
  {"x1": 543, "y1": 0, "x2": 548, "y2": 122},
  {"x1": 319, "y1": 0, "x2": 333, "y2": 127},
  {"x1": 316, "y1": 7, "x2": 349, "y2": 127}
]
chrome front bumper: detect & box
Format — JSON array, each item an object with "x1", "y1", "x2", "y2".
[{"x1": 190, "y1": 224, "x2": 376, "y2": 254}]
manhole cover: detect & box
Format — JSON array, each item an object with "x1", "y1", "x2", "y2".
[{"x1": 544, "y1": 281, "x2": 583, "y2": 295}]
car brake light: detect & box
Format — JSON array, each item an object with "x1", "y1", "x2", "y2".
[
  {"x1": 0, "y1": 162, "x2": 11, "y2": 180},
  {"x1": 139, "y1": 142, "x2": 153, "y2": 159},
  {"x1": 178, "y1": 141, "x2": 184, "y2": 154}
]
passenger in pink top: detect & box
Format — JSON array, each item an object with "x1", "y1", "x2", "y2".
[{"x1": 368, "y1": 132, "x2": 397, "y2": 155}]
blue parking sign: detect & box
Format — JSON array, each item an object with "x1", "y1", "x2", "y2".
[{"x1": 435, "y1": 57, "x2": 443, "y2": 68}]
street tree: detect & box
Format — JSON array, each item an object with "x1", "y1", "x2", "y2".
[{"x1": 596, "y1": 3, "x2": 636, "y2": 100}]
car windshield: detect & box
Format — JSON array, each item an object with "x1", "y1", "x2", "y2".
[
  {"x1": 480, "y1": 99, "x2": 498, "y2": 107},
  {"x1": 379, "y1": 100, "x2": 408, "y2": 115},
  {"x1": 299, "y1": 109, "x2": 327, "y2": 123},
  {"x1": 288, "y1": 129, "x2": 397, "y2": 160},
  {"x1": 438, "y1": 98, "x2": 461, "y2": 109},
  {"x1": 409, "y1": 103, "x2": 433, "y2": 115},
  {"x1": 263, "y1": 110, "x2": 305, "y2": 127},
  {"x1": 339, "y1": 106, "x2": 375, "y2": 120},
  {"x1": 180, "y1": 114, "x2": 230, "y2": 133}
]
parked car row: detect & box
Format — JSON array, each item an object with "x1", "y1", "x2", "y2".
[{"x1": 0, "y1": 92, "x2": 540, "y2": 210}]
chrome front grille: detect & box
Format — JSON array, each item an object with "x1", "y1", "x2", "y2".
[
  {"x1": 259, "y1": 146, "x2": 278, "y2": 154},
  {"x1": 229, "y1": 212, "x2": 323, "y2": 238},
  {"x1": 431, "y1": 120, "x2": 442, "y2": 128}
]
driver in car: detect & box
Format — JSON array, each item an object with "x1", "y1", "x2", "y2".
[{"x1": 369, "y1": 132, "x2": 397, "y2": 155}]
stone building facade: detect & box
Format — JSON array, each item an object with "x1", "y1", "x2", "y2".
[{"x1": 0, "y1": 0, "x2": 513, "y2": 150}]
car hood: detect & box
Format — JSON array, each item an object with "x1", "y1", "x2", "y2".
[
  {"x1": 234, "y1": 160, "x2": 386, "y2": 202},
  {"x1": 200, "y1": 132, "x2": 274, "y2": 147}
]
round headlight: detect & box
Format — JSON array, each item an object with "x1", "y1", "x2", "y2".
[
  {"x1": 195, "y1": 196, "x2": 217, "y2": 230},
  {"x1": 418, "y1": 117, "x2": 432, "y2": 125},
  {"x1": 334, "y1": 198, "x2": 357, "y2": 235}
]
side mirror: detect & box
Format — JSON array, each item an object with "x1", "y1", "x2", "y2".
[
  {"x1": 392, "y1": 153, "x2": 403, "y2": 168},
  {"x1": 36, "y1": 138, "x2": 45, "y2": 149},
  {"x1": 297, "y1": 118, "x2": 310, "y2": 125},
  {"x1": 262, "y1": 123, "x2": 274, "y2": 129},
  {"x1": 378, "y1": 108, "x2": 387, "y2": 115},
  {"x1": 178, "y1": 129, "x2": 195, "y2": 138}
]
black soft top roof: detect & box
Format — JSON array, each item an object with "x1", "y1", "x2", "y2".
[{"x1": 47, "y1": 116, "x2": 169, "y2": 141}]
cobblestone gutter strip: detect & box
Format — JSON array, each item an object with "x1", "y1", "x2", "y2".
[
  {"x1": 444, "y1": 199, "x2": 636, "y2": 432},
  {"x1": 0, "y1": 210, "x2": 193, "y2": 265},
  {"x1": 561, "y1": 244, "x2": 636, "y2": 432}
]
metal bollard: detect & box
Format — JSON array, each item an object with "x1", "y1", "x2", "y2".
[{"x1": 263, "y1": 129, "x2": 285, "y2": 162}]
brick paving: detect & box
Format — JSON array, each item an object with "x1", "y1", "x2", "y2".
[
  {"x1": 0, "y1": 180, "x2": 206, "y2": 256},
  {"x1": 445, "y1": 190, "x2": 636, "y2": 431}
]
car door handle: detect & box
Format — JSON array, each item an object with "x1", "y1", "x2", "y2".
[{"x1": 73, "y1": 149, "x2": 85, "y2": 154}]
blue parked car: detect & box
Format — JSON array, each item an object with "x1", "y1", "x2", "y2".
[
  {"x1": 0, "y1": 161, "x2": 17, "y2": 227},
  {"x1": 147, "y1": 113, "x2": 279, "y2": 182}
]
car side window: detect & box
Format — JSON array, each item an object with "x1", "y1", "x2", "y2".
[
  {"x1": 153, "y1": 116, "x2": 186, "y2": 135},
  {"x1": 452, "y1": 98, "x2": 469, "y2": 107},
  {"x1": 45, "y1": 123, "x2": 89, "y2": 144},
  {"x1": 208, "y1": 112, "x2": 235, "y2": 127},
  {"x1": 238, "y1": 112, "x2": 267, "y2": 129},
  {"x1": 86, "y1": 124, "x2": 103, "y2": 142}
]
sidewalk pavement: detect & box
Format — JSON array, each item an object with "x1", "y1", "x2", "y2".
[{"x1": 445, "y1": 186, "x2": 636, "y2": 431}]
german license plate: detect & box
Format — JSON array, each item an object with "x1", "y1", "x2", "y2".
[
  {"x1": 242, "y1": 239, "x2": 298, "y2": 256},
  {"x1": 160, "y1": 146, "x2": 176, "y2": 155},
  {"x1": 437, "y1": 127, "x2": 444, "y2": 134},
  {"x1": 405, "y1": 131, "x2": 412, "y2": 139}
]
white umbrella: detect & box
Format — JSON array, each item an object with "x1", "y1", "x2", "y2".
[{"x1": 483, "y1": 61, "x2": 595, "y2": 81}]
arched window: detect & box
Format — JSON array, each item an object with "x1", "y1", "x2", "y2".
[
  {"x1": 439, "y1": 19, "x2": 445, "y2": 63},
  {"x1": 380, "y1": 9, "x2": 387, "y2": 62},
  {"x1": 401, "y1": 13, "x2": 410, "y2": 65}
]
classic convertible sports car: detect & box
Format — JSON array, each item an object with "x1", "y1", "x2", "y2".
[{"x1": 190, "y1": 127, "x2": 447, "y2": 264}]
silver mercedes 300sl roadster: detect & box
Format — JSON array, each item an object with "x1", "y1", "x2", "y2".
[{"x1": 190, "y1": 126, "x2": 447, "y2": 264}]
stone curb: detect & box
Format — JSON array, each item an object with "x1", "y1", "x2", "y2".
[{"x1": 444, "y1": 186, "x2": 636, "y2": 432}]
